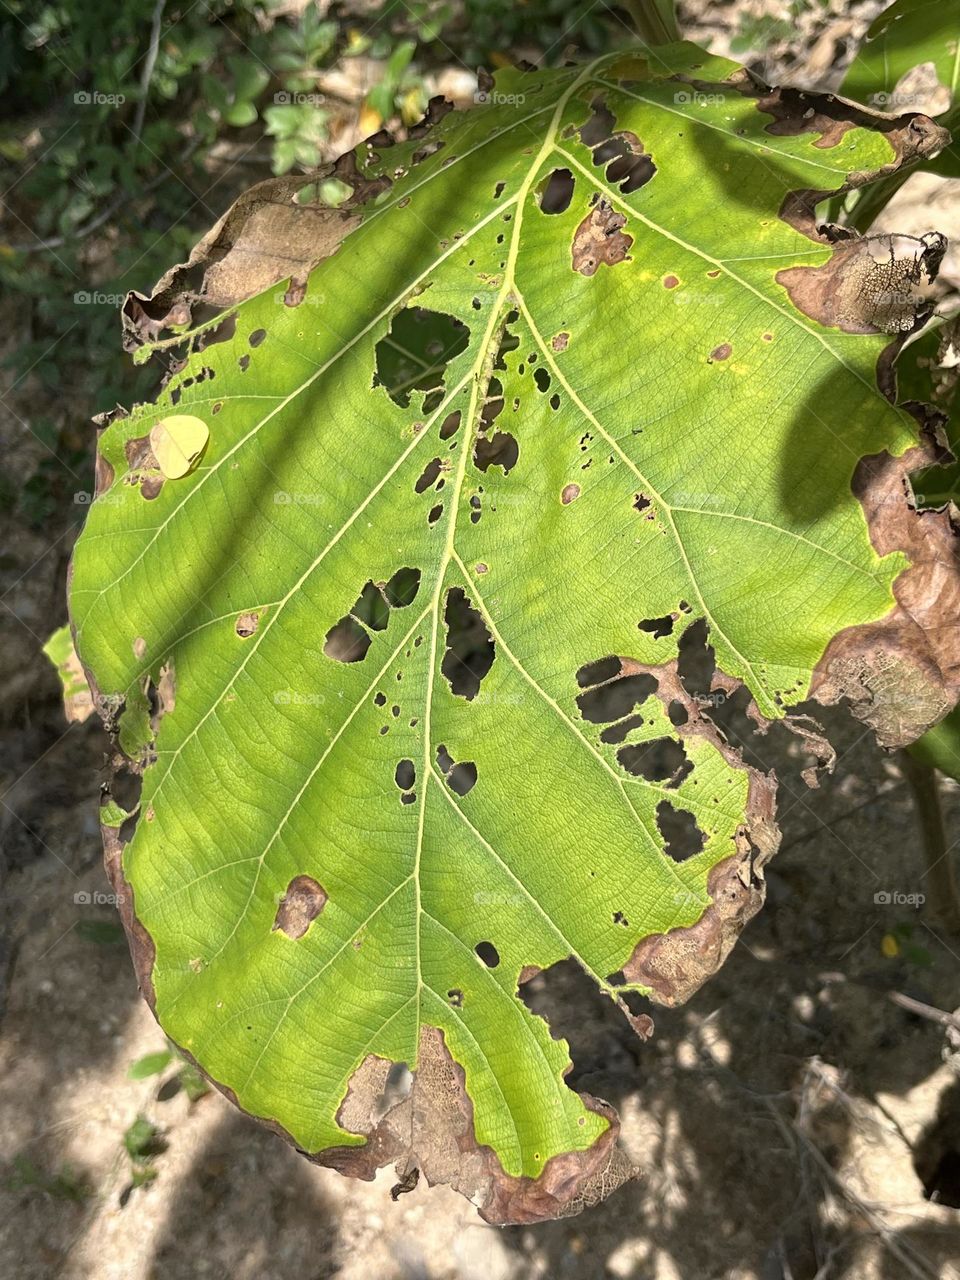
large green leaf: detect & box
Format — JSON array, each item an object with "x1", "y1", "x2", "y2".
[{"x1": 70, "y1": 43, "x2": 960, "y2": 1221}]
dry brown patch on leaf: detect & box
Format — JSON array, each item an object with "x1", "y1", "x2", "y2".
[
  {"x1": 103, "y1": 822, "x2": 157, "y2": 1014},
  {"x1": 273, "y1": 875, "x2": 328, "y2": 940},
  {"x1": 812, "y1": 442, "x2": 960, "y2": 747},
  {"x1": 776, "y1": 113, "x2": 949, "y2": 243},
  {"x1": 777, "y1": 232, "x2": 946, "y2": 335},
  {"x1": 572, "y1": 199, "x2": 633, "y2": 276},
  {"x1": 622, "y1": 846, "x2": 769, "y2": 1006},
  {"x1": 121, "y1": 170, "x2": 361, "y2": 347},
  {"x1": 323, "y1": 1026, "x2": 636, "y2": 1224}
]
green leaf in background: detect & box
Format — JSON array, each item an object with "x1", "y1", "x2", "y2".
[
  {"x1": 71, "y1": 43, "x2": 959, "y2": 1222},
  {"x1": 127, "y1": 1050, "x2": 174, "y2": 1079},
  {"x1": 122, "y1": 1115, "x2": 166, "y2": 1160},
  {"x1": 841, "y1": 0, "x2": 958, "y2": 115}
]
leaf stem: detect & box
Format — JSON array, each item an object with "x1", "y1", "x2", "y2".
[{"x1": 620, "y1": 0, "x2": 680, "y2": 45}]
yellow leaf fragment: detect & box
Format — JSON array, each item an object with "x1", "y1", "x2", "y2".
[{"x1": 149, "y1": 415, "x2": 209, "y2": 479}]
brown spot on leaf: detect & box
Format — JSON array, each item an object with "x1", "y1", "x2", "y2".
[
  {"x1": 235, "y1": 612, "x2": 259, "y2": 638},
  {"x1": 102, "y1": 823, "x2": 156, "y2": 1013},
  {"x1": 561, "y1": 483, "x2": 581, "y2": 504},
  {"x1": 777, "y1": 232, "x2": 946, "y2": 335},
  {"x1": 662, "y1": 275, "x2": 679, "y2": 289},
  {"x1": 811, "y1": 439, "x2": 960, "y2": 746},
  {"x1": 121, "y1": 171, "x2": 362, "y2": 346},
  {"x1": 709, "y1": 343, "x2": 732, "y2": 362},
  {"x1": 324, "y1": 1026, "x2": 636, "y2": 1225},
  {"x1": 551, "y1": 332, "x2": 569, "y2": 352},
  {"x1": 622, "y1": 803, "x2": 775, "y2": 1006},
  {"x1": 572, "y1": 200, "x2": 633, "y2": 277},
  {"x1": 777, "y1": 113, "x2": 949, "y2": 242},
  {"x1": 273, "y1": 875, "x2": 328, "y2": 940}
]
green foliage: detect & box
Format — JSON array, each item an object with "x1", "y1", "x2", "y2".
[
  {"x1": 122, "y1": 1115, "x2": 166, "y2": 1161},
  {"x1": 6, "y1": 1156, "x2": 93, "y2": 1201},
  {"x1": 841, "y1": 0, "x2": 958, "y2": 114},
  {"x1": 127, "y1": 1050, "x2": 174, "y2": 1080}
]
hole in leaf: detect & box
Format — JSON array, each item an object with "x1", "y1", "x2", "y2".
[
  {"x1": 395, "y1": 759, "x2": 416, "y2": 790},
  {"x1": 474, "y1": 431, "x2": 519, "y2": 475},
  {"x1": 656, "y1": 800, "x2": 705, "y2": 862},
  {"x1": 324, "y1": 617, "x2": 371, "y2": 664},
  {"x1": 351, "y1": 581, "x2": 390, "y2": 632},
  {"x1": 668, "y1": 700, "x2": 688, "y2": 726},
  {"x1": 428, "y1": 503, "x2": 444, "y2": 525},
  {"x1": 448, "y1": 988, "x2": 464, "y2": 1007},
  {"x1": 374, "y1": 308, "x2": 470, "y2": 409},
  {"x1": 475, "y1": 941, "x2": 500, "y2": 968},
  {"x1": 436, "y1": 743, "x2": 455, "y2": 774},
  {"x1": 599, "y1": 713, "x2": 645, "y2": 745},
  {"x1": 439, "y1": 410, "x2": 461, "y2": 439},
  {"x1": 638, "y1": 614, "x2": 675, "y2": 639},
  {"x1": 447, "y1": 761, "x2": 478, "y2": 796},
  {"x1": 383, "y1": 567, "x2": 421, "y2": 608},
  {"x1": 441, "y1": 588, "x2": 495, "y2": 699},
  {"x1": 538, "y1": 168, "x2": 574, "y2": 214},
  {"x1": 617, "y1": 738, "x2": 692, "y2": 785},
  {"x1": 249, "y1": 328, "x2": 267, "y2": 347},
  {"x1": 415, "y1": 457, "x2": 444, "y2": 494},
  {"x1": 533, "y1": 367, "x2": 551, "y2": 394},
  {"x1": 577, "y1": 673, "x2": 657, "y2": 724},
  {"x1": 576, "y1": 656, "x2": 621, "y2": 687}
]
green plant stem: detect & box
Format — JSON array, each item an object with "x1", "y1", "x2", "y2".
[
  {"x1": 899, "y1": 749, "x2": 960, "y2": 934},
  {"x1": 620, "y1": 0, "x2": 679, "y2": 45}
]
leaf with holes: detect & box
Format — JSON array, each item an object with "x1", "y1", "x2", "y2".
[{"x1": 70, "y1": 42, "x2": 960, "y2": 1223}]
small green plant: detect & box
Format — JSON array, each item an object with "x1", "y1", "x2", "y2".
[
  {"x1": 128, "y1": 1043, "x2": 212, "y2": 1100},
  {"x1": 6, "y1": 1156, "x2": 93, "y2": 1202}
]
